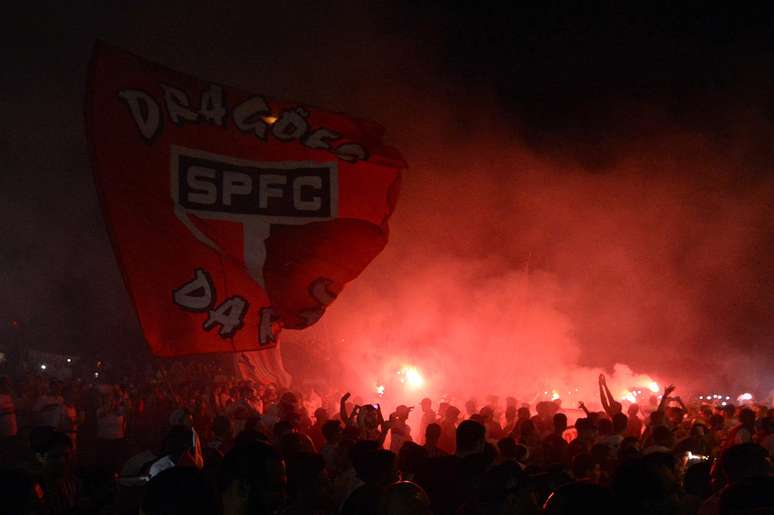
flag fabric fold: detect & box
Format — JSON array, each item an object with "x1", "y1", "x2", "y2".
[{"x1": 86, "y1": 42, "x2": 403, "y2": 357}]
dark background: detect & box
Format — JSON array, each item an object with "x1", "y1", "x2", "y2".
[{"x1": 2, "y1": 3, "x2": 772, "y2": 392}]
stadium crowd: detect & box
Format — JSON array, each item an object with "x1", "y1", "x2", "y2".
[{"x1": 0, "y1": 362, "x2": 772, "y2": 515}]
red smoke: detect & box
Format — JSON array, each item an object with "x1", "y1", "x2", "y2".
[{"x1": 282, "y1": 107, "x2": 773, "y2": 412}]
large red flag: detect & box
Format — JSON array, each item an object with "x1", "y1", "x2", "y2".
[{"x1": 86, "y1": 42, "x2": 403, "y2": 357}]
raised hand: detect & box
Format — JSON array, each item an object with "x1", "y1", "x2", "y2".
[{"x1": 341, "y1": 392, "x2": 351, "y2": 402}]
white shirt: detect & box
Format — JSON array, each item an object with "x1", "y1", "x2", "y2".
[{"x1": 149, "y1": 455, "x2": 175, "y2": 478}]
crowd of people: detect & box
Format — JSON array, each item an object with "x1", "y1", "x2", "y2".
[{"x1": 0, "y1": 362, "x2": 773, "y2": 515}]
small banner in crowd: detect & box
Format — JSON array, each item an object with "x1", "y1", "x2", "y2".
[{"x1": 86, "y1": 42, "x2": 404, "y2": 357}]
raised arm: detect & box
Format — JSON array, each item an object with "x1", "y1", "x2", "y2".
[
  {"x1": 339, "y1": 392, "x2": 352, "y2": 425},
  {"x1": 599, "y1": 374, "x2": 618, "y2": 417},
  {"x1": 377, "y1": 414, "x2": 393, "y2": 448},
  {"x1": 578, "y1": 401, "x2": 591, "y2": 417},
  {"x1": 657, "y1": 384, "x2": 676, "y2": 412}
]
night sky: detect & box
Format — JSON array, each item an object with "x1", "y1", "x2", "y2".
[{"x1": 2, "y1": 3, "x2": 773, "y2": 392}]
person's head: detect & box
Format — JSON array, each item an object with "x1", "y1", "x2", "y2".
[
  {"x1": 571, "y1": 453, "x2": 600, "y2": 482},
  {"x1": 212, "y1": 415, "x2": 233, "y2": 440},
  {"x1": 718, "y1": 476, "x2": 774, "y2": 515},
  {"x1": 649, "y1": 410, "x2": 665, "y2": 426},
  {"x1": 284, "y1": 452, "x2": 329, "y2": 504},
  {"x1": 234, "y1": 428, "x2": 269, "y2": 447},
  {"x1": 619, "y1": 437, "x2": 641, "y2": 462},
  {"x1": 381, "y1": 481, "x2": 432, "y2": 515},
  {"x1": 444, "y1": 405, "x2": 460, "y2": 423},
  {"x1": 470, "y1": 461, "x2": 526, "y2": 513},
  {"x1": 738, "y1": 408, "x2": 756, "y2": 429},
  {"x1": 279, "y1": 391, "x2": 298, "y2": 408},
  {"x1": 395, "y1": 405, "x2": 413, "y2": 422},
  {"x1": 313, "y1": 407, "x2": 328, "y2": 424},
  {"x1": 627, "y1": 403, "x2": 640, "y2": 416},
  {"x1": 611, "y1": 456, "x2": 680, "y2": 513},
  {"x1": 272, "y1": 420, "x2": 295, "y2": 443},
  {"x1": 479, "y1": 405, "x2": 494, "y2": 421},
  {"x1": 397, "y1": 442, "x2": 428, "y2": 479},
  {"x1": 420, "y1": 398, "x2": 432, "y2": 412},
  {"x1": 279, "y1": 432, "x2": 315, "y2": 460},
  {"x1": 456, "y1": 420, "x2": 486, "y2": 456},
  {"x1": 710, "y1": 414, "x2": 726, "y2": 431},
  {"x1": 219, "y1": 442, "x2": 286, "y2": 515},
  {"x1": 719, "y1": 443, "x2": 769, "y2": 485},
  {"x1": 517, "y1": 406, "x2": 530, "y2": 421},
  {"x1": 321, "y1": 420, "x2": 342, "y2": 444},
  {"x1": 722, "y1": 404, "x2": 736, "y2": 419},
  {"x1": 667, "y1": 406, "x2": 686, "y2": 426},
  {"x1": 683, "y1": 461, "x2": 712, "y2": 500},
  {"x1": 520, "y1": 419, "x2": 537, "y2": 439},
  {"x1": 359, "y1": 404, "x2": 379, "y2": 429},
  {"x1": 352, "y1": 445, "x2": 397, "y2": 486},
  {"x1": 652, "y1": 425, "x2": 675, "y2": 449},
  {"x1": 690, "y1": 422, "x2": 707, "y2": 438},
  {"x1": 505, "y1": 406, "x2": 517, "y2": 423},
  {"x1": 553, "y1": 413, "x2": 568, "y2": 434},
  {"x1": 469, "y1": 413, "x2": 485, "y2": 424},
  {"x1": 612, "y1": 413, "x2": 628, "y2": 435},
  {"x1": 141, "y1": 467, "x2": 219, "y2": 515},
  {"x1": 497, "y1": 437, "x2": 519, "y2": 460},
  {"x1": 169, "y1": 407, "x2": 194, "y2": 428},
  {"x1": 161, "y1": 425, "x2": 195, "y2": 463},
  {"x1": 31, "y1": 428, "x2": 73, "y2": 477},
  {"x1": 425, "y1": 423, "x2": 441, "y2": 445}
]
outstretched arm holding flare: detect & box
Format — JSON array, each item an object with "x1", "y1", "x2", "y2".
[
  {"x1": 598, "y1": 374, "x2": 622, "y2": 417},
  {"x1": 578, "y1": 401, "x2": 591, "y2": 417}
]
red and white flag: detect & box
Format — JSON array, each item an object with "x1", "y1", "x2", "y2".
[{"x1": 86, "y1": 42, "x2": 403, "y2": 357}]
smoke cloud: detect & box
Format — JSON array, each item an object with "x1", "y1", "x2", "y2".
[{"x1": 1, "y1": 3, "x2": 771, "y2": 406}]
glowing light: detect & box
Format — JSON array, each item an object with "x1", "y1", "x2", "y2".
[
  {"x1": 737, "y1": 392, "x2": 753, "y2": 402},
  {"x1": 551, "y1": 390, "x2": 560, "y2": 401},
  {"x1": 263, "y1": 115, "x2": 278, "y2": 124},
  {"x1": 404, "y1": 367, "x2": 425, "y2": 389},
  {"x1": 376, "y1": 384, "x2": 385, "y2": 396},
  {"x1": 94, "y1": 372, "x2": 99, "y2": 378},
  {"x1": 721, "y1": 401, "x2": 727, "y2": 406},
  {"x1": 397, "y1": 365, "x2": 425, "y2": 390},
  {"x1": 66, "y1": 357, "x2": 72, "y2": 364},
  {"x1": 623, "y1": 391, "x2": 636, "y2": 403},
  {"x1": 40, "y1": 364, "x2": 47, "y2": 370},
  {"x1": 699, "y1": 396, "x2": 703, "y2": 399},
  {"x1": 647, "y1": 381, "x2": 660, "y2": 393}
]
